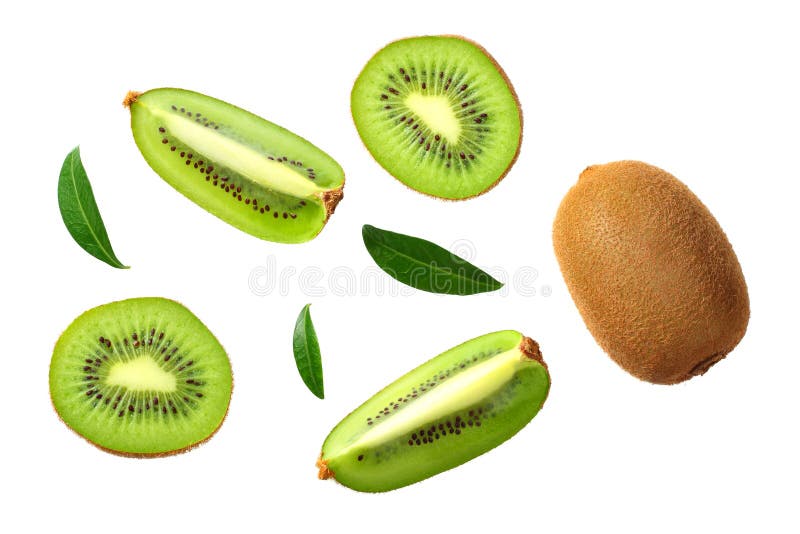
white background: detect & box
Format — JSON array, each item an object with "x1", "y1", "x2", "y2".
[{"x1": 1, "y1": 1, "x2": 798, "y2": 532}]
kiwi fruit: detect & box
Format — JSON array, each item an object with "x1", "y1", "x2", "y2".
[
  {"x1": 351, "y1": 36, "x2": 522, "y2": 200},
  {"x1": 124, "y1": 88, "x2": 345, "y2": 244},
  {"x1": 49, "y1": 297, "x2": 233, "y2": 456},
  {"x1": 317, "y1": 330, "x2": 549, "y2": 492},
  {"x1": 553, "y1": 161, "x2": 750, "y2": 384}
]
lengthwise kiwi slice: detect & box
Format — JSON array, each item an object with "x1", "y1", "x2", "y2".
[
  {"x1": 318, "y1": 330, "x2": 549, "y2": 492},
  {"x1": 125, "y1": 88, "x2": 344, "y2": 243},
  {"x1": 50, "y1": 298, "x2": 233, "y2": 457},
  {"x1": 351, "y1": 36, "x2": 522, "y2": 200}
]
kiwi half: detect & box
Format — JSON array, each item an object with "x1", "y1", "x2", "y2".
[
  {"x1": 318, "y1": 331, "x2": 549, "y2": 492},
  {"x1": 49, "y1": 297, "x2": 233, "y2": 457},
  {"x1": 125, "y1": 88, "x2": 345, "y2": 244},
  {"x1": 351, "y1": 36, "x2": 522, "y2": 200},
  {"x1": 553, "y1": 161, "x2": 750, "y2": 384}
]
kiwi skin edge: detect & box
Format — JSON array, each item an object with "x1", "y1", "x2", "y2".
[{"x1": 351, "y1": 35, "x2": 523, "y2": 201}]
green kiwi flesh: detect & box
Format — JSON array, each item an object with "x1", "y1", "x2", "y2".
[
  {"x1": 49, "y1": 297, "x2": 233, "y2": 457},
  {"x1": 318, "y1": 330, "x2": 549, "y2": 492},
  {"x1": 125, "y1": 88, "x2": 345, "y2": 243},
  {"x1": 351, "y1": 36, "x2": 522, "y2": 200}
]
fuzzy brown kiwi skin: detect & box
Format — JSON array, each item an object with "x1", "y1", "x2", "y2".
[
  {"x1": 519, "y1": 336, "x2": 551, "y2": 405},
  {"x1": 553, "y1": 160, "x2": 750, "y2": 385},
  {"x1": 322, "y1": 186, "x2": 344, "y2": 221},
  {"x1": 351, "y1": 35, "x2": 523, "y2": 201},
  {"x1": 122, "y1": 90, "x2": 141, "y2": 108},
  {"x1": 49, "y1": 376, "x2": 233, "y2": 459}
]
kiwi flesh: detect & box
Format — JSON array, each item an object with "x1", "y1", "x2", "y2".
[
  {"x1": 351, "y1": 36, "x2": 522, "y2": 200},
  {"x1": 552, "y1": 161, "x2": 750, "y2": 384},
  {"x1": 317, "y1": 331, "x2": 549, "y2": 492},
  {"x1": 49, "y1": 297, "x2": 233, "y2": 457},
  {"x1": 125, "y1": 88, "x2": 344, "y2": 244}
]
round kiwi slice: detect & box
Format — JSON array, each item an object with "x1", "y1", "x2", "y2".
[
  {"x1": 50, "y1": 297, "x2": 233, "y2": 457},
  {"x1": 351, "y1": 36, "x2": 522, "y2": 200}
]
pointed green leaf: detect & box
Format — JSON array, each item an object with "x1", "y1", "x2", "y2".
[
  {"x1": 362, "y1": 225, "x2": 503, "y2": 295},
  {"x1": 293, "y1": 304, "x2": 324, "y2": 399},
  {"x1": 57, "y1": 147, "x2": 128, "y2": 269}
]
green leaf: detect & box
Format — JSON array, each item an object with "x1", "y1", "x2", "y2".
[
  {"x1": 293, "y1": 304, "x2": 324, "y2": 399},
  {"x1": 57, "y1": 147, "x2": 128, "y2": 269},
  {"x1": 362, "y1": 224, "x2": 503, "y2": 295}
]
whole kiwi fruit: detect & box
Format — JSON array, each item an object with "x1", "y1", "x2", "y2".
[{"x1": 552, "y1": 160, "x2": 749, "y2": 384}]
